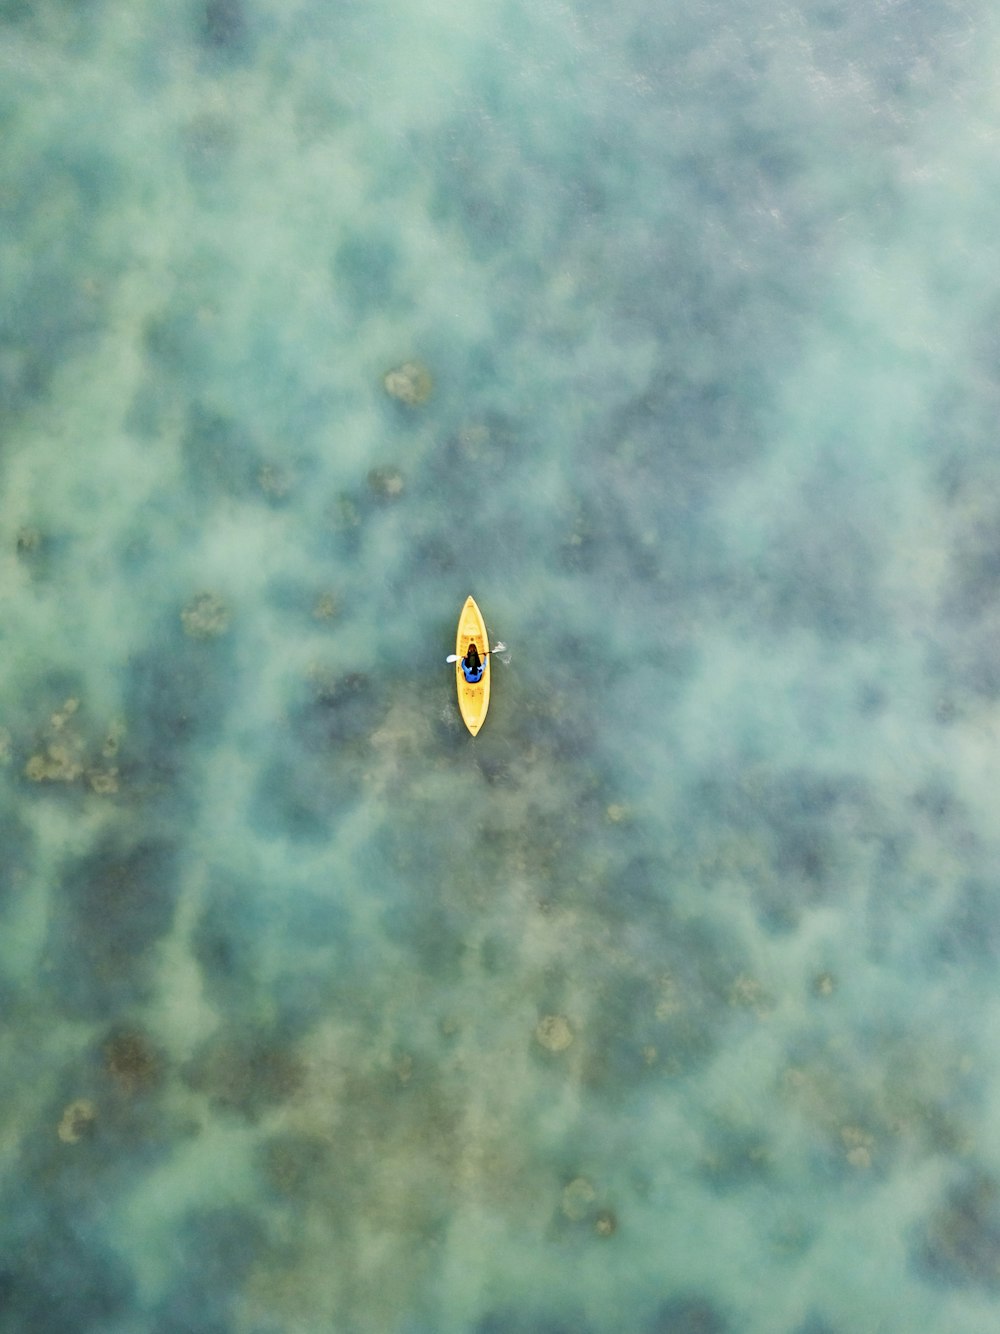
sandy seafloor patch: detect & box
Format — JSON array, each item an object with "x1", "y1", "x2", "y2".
[{"x1": 2, "y1": 0, "x2": 1000, "y2": 1330}]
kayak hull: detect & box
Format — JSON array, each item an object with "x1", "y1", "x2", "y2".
[{"x1": 456, "y1": 596, "x2": 490, "y2": 735}]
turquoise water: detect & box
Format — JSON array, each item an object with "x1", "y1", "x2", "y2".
[{"x1": 3, "y1": 1, "x2": 1000, "y2": 1330}]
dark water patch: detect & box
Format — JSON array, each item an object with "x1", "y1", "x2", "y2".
[
  {"x1": 182, "y1": 1023, "x2": 304, "y2": 1120},
  {"x1": 317, "y1": 490, "x2": 365, "y2": 561},
  {"x1": 427, "y1": 107, "x2": 523, "y2": 260},
  {"x1": 151, "y1": 1205, "x2": 265, "y2": 1333},
  {"x1": 45, "y1": 835, "x2": 179, "y2": 1019},
  {"x1": 191, "y1": 874, "x2": 263, "y2": 1004},
  {"x1": 260, "y1": 1103, "x2": 441, "y2": 1243},
  {"x1": 250, "y1": 751, "x2": 358, "y2": 842},
  {"x1": 0, "y1": 145, "x2": 117, "y2": 421},
  {"x1": 949, "y1": 540, "x2": 1000, "y2": 622},
  {"x1": 0, "y1": 1208, "x2": 135, "y2": 1334},
  {"x1": 259, "y1": 1131, "x2": 331, "y2": 1201},
  {"x1": 647, "y1": 1294, "x2": 729, "y2": 1334},
  {"x1": 577, "y1": 970, "x2": 661, "y2": 1094},
  {"x1": 0, "y1": 807, "x2": 34, "y2": 908},
  {"x1": 191, "y1": 873, "x2": 345, "y2": 1030},
  {"x1": 257, "y1": 1057, "x2": 464, "y2": 1238},
  {"x1": 409, "y1": 532, "x2": 459, "y2": 577},
  {"x1": 22, "y1": 1098, "x2": 190, "y2": 1234},
  {"x1": 698, "y1": 1117, "x2": 773, "y2": 1194},
  {"x1": 12, "y1": 525, "x2": 63, "y2": 582},
  {"x1": 0, "y1": 0, "x2": 105, "y2": 49},
  {"x1": 426, "y1": 412, "x2": 529, "y2": 502},
  {"x1": 124, "y1": 374, "x2": 177, "y2": 440},
  {"x1": 934, "y1": 878, "x2": 1000, "y2": 970},
  {"x1": 506, "y1": 664, "x2": 600, "y2": 765},
  {"x1": 604, "y1": 365, "x2": 763, "y2": 504},
  {"x1": 603, "y1": 853, "x2": 674, "y2": 922},
  {"x1": 581, "y1": 909, "x2": 739, "y2": 1095},
  {"x1": 333, "y1": 231, "x2": 402, "y2": 316},
  {"x1": 0, "y1": 263, "x2": 103, "y2": 420},
  {"x1": 420, "y1": 59, "x2": 629, "y2": 272},
  {"x1": 476, "y1": 1315, "x2": 592, "y2": 1334},
  {"x1": 285, "y1": 886, "x2": 353, "y2": 951},
  {"x1": 181, "y1": 110, "x2": 239, "y2": 189},
  {"x1": 381, "y1": 900, "x2": 467, "y2": 981},
  {"x1": 180, "y1": 401, "x2": 268, "y2": 501},
  {"x1": 915, "y1": 1171, "x2": 1000, "y2": 1290},
  {"x1": 251, "y1": 671, "x2": 381, "y2": 830},
  {"x1": 941, "y1": 465, "x2": 1000, "y2": 628},
  {"x1": 100, "y1": 1026, "x2": 165, "y2": 1096},
  {"x1": 910, "y1": 776, "x2": 974, "y2": 839},
  {"x1": 933, "y1": 627, "x2": 1000, "y2": 704},
  {"x1": 301, "y1": 669, "x2": 380, "y2": 748},
  {"x1": 142, "y1": 295, "x2": 223, "y2": 388},
  {"x1": 475, "y1": 807, "x2": 576, "y2": 902},
  {"x1": 791, "y1": 1317, "x2": 838, "y2": 1334},
  {"x1": 197, "y1": 0, "x2": 251, "y2": 57},
  {"x1": 253, "y1": 756, "x2": 331, "y2": 841},
  {"x1": 856, "y1": 679, "x2": 888, "y2": 715},
  {"x1": 805, "y1": 0, "x2": 978, "y2": 106},
  {"x1": 122, "y1": 621, "x2": 236, "y2": 797},
  {"x1": 688, "y1": 766, "x2": 874, "y2": 929},
  {"x1": 472, "y1": 746, "x2": 524, "y2": 790},
  {"x1": 743, "y1": 503, "x2": 884, "y2": 641},
  {"x1": 781, "y1": 1022, "x2": 974, "y2": 1175}
]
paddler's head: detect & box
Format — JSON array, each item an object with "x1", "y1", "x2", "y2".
[{"x1": 466, "y1": 642, "x2": 480, "y2": 668}]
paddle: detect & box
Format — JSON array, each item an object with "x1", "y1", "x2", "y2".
[{"x1": 445, "y1": 641, "x2": 507, "y2": 665}]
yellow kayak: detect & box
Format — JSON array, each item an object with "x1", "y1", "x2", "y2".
[{"x1": 456, "y1": 595, "x2": 490, "y2": 735}]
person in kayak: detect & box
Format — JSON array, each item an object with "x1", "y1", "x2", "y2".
[{"x1": 461, "y1": 642, "x2": 485, "y2": 683}]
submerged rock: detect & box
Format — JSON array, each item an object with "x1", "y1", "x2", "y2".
[
  {"x1": 25, "y1": 698, "x2": 85, "y2": 783},
  {"x1": 382, "y1": 360, "x2": 433, "y2": 406},
  {"x1": 25, "y1": 741, "x2": 84, "y2": 784},
  {"x1": 535, "y1": 1014, "x2": 574, "y2": 1052},
  {"x1": 23, "y1": 699, "x2": 124, "y2": 794},
  {"x1": 367, "y1": 466, "x2": 405, "y2": 499},
  {"x1": 312, "y1": 592, "x2": 339, "y2": 621},
  {"x1": 57, "y1": 1099, "x2": 97, "y2": 1143},
  {"x1": 840, "y1": 1124, "x2": 874, "y2": 1169},
  {"x1": 104, "y1": 1029, "x2": 163, "y2": 1095},
  {"x1": 16, "y1": 527, "x2": 42, "y2": 554},
  {"x1": 181, "y1": 591, "x2": 231, "y2": 639}
]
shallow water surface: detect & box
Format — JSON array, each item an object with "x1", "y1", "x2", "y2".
[{"x1": 3, "y1": 1, "x2": 1000, "y2": 1331}]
